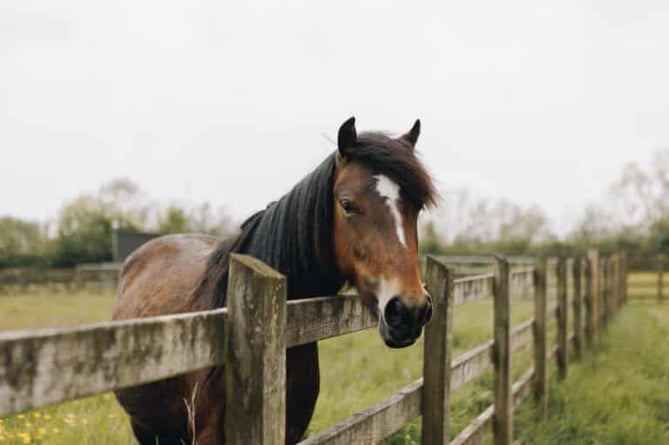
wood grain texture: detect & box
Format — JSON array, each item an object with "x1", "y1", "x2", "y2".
[
  {"x1": 0, "y1": 308, "x2": 227, "y2": 417},
  {"x1": 584, "y1": 254, "x2": 594, "y2": 349},
  {"x1": 224, "y1": 254, "x2": 287, "y2": 445},
  {"x1": 556, "y1": 256, "x2": 568, "y2": 380},
  {"x1": 493, "y1": 256, "x2": 512, "y2": 445},
  {"x1": 285, "y1": 295, "x2": 377, "y2": 347},
  {"x1": 297, "y1": 379, "x2": 422, "y2": 445},
  {"x1": 450, "y1": 341, "x2": 493, "y2": 391},
  {"x1": 587, "y1": 250, "x2": 599, "y2": 340},
  {"x1": 450, "y1": 367, "x2": 534, "y2": 445},
  {"x1": 422, "y1": 256, "x2": 454, "y2": 445},
  {"x1": 533, "y1": 257, "x2": 547, "y2": 417},
  {"x1": 453, "y1": 275, "x2": 494, "y2": 305},
  {"x1": 450, "y1": 405, "x2": 494, "y2": 445},
  {"x1": 572, "y1": 257, "x2": 583, "y2": 360}
]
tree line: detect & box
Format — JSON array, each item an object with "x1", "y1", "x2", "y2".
[
  {"x1": 3, "y1": 149, "x2": 669, "y2": 268},
  {"x1": 0, "y1": 178, "x2": 234, "y2": 267},
  {"x1": 419, "y1": 148, "x2": 669, "y2": 259}
]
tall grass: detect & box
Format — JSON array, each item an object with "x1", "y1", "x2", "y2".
[{"x1": 515, "y1": 302, "x2": 669, "y2": 444}]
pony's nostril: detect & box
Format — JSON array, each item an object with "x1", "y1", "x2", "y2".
[{"x1": 384, "y1": 296, "x2": 404, "y2": 328}]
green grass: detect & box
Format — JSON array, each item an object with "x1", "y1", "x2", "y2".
[
  {"x1": 2, "y1": 277, "x2": 665, "y2": 444},
  {"x1": 515, "y1": 301, "x2": 669, "y2": 445},
  {"x1": 0, "y1": 286, "x2": 534, "y2": 444}
]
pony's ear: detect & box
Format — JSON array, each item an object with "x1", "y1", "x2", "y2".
[
  {"x1": 400, "y1": 119, "x2": 421, "y2": 149},
  {"x1": 338, "y1": 116, "x2": 357, "y2": 156}
]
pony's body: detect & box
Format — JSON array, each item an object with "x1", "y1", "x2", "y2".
[
  {"x1": 114, "y1": 234, "x2": 322, "y2": 444},
  {"x1": 113, "y1": 118, "x2": 437, "y2": 444}
]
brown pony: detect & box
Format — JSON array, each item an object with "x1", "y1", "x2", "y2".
[{"x1": 112, "y1": 117, "x2": 438, "y2": 444}]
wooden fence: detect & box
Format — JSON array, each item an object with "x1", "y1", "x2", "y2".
[
  {"x1": 625, "y1": 253, "x2": 668, "y2": 303},
  {"x1": 0, "y1": 252, "x2": 628, "y2": 444}
]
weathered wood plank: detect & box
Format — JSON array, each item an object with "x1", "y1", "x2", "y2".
[
  {"x1": 511, "y1": 319, "x2": 533, "y2": 353},
  {"x1": 556, "y1": 256, "x2": 568, "y2": 380},
  {"x1": 450, "y1": 341, "x2": 493, "y2": 391},
  {"x1": 600, "y1": 257, "x2": 608, "y2": 328},
  {"x1": 547, "y1": 304, "x2": 558, "y2": 323},
  {"x1": 437, "y1": 255, "x2": 535, "y2": 265},
  {"x1": 450, "y1": 368, "x2": 534, "y2": 445},
  {"x1": 422, "y1": 257, "x2": 454, "y2": 445},
  {"x1": 224, "y1": 254, "x2": 286, "y2": 445},
  {"x1": 493, "y1": 256, "x2": 512, "y2": 445},
  {"x1": 584, "y1": 253, "x2": 594, "y2": 349},
  {"x1": 572, "y1": 257, "x2": 583, "y2": 360},
  {"x1": 449, "y1": 318, "x2": 531, "y2": 392},
  {"x1": 453, "y1": 275, "x2": 494, "y2": 305},
  {"x1": 620, "y1": 253, "x2": 628, "y2": 305},
  {"x1": 0, "y1": 308, "x2": 227, "y2": 417},
  {"x1": 285, "y1": 273, "x2": 525, "y2": 347},
  {"x1": 548, "y1": 344, "x2": 559, "y2": 364},
  {"x1": 454, "y1": 273, "x2": 495, "y2": 284},
  {"x1": 588, "y1": 249, "x2": 600, "y2": 340},
  {"x1": 285, "y1": 295, "x2": 377, "y2": 347},
  {"x1": 450, "y1": 405, "x2": 494, "y2": 445},
  {"x1": 533, "y1": 257, "x2": 547, "y2": 417},
  {"x1": 297, "y1": 379, "x2": 422, "y2": 445},
  {"x1": 511, "y1": 368, "x2": 534, "y2": 408}
]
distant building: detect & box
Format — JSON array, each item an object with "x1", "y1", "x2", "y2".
[{"x1": 111, "y1": 229, "x2": 162, "y2": 263}]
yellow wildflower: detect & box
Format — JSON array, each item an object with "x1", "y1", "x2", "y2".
[
  {"x1": 51, "y1": 427, "x2": 61, "y2": 434},
  {"x1": 43, "y1": 414, "x2": 52, "y2": 420},
  {"x1": 32, "y1": 412, "x2": 42, "y2": 418}
]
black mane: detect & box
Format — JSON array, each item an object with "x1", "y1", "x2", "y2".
[{"x1": 197, "y1": 134, "x2": 437, "y2": 308}]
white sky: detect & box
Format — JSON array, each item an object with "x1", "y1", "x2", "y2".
[{"x1": 2, "y1": 0, "x2": 669, "y2": 235}]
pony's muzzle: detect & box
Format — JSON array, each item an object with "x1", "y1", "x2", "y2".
[{"x1": 380, "y1": 295, "x2": 432, "y2": 348}]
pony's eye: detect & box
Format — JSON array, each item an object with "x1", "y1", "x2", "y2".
[{"x1": 339, "y1": 199, "x2": 357, "y2": 215}]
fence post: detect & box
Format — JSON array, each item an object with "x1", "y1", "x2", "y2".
[
  {"x1": 584, "y1": 254, "x2": 593, "y2": 349},
  {"x1": 658, "y1": 255, "x2": 664, "y2": 304},
  {"x1": 604, "y1": 257, "x2": 612, "y2": 324},
  {"x1": 556, "y1": 256, "x2": 568, "y2": 380},
  {"x1": 600, "y1": 257, "x2": 608, "y2": 330},
  {"x1": 225, "y1": 254, "x2": 287, "y2": 445},
  {"x1": 620, "y1": 252, "x2": 627, "y2": 305},
  {"x1": 572, "y1": 257, "x2": 583, "y2": 361},
  {"x1": 612, "y1": 254, "x2": 620, "y2": 313},
  {"x1": 422, "y1": 256, "x2": 454, "y2": 445},
  {"x1": 587, "y1": 250, "x2": 599, "y2": 341},
  {"x1": 533, "y1": 257, "x2": 548, "y2": 419},
  {"x1": 493, "y1": 256, "x2": 512, "y2": 445}
]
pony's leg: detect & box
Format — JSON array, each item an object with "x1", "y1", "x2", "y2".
[{"x1": 285, "y1": 342, "x2": 320, "y2": 444}]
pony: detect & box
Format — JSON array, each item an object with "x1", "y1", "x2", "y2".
[{"x1": 112, "y1": 117, "x2": 438, "y2": 444}]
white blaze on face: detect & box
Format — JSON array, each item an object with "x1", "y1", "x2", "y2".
[
  {"x1": 377, "y1": 278, "x2": 401, "y2": 320},
  {"x1": 373, "y1": 175, "x2": 407, "y2": 248}
]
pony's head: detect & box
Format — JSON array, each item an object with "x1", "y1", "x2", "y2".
[{"x1": 333, "y1": 117, "x2": 438, "y2": 348}]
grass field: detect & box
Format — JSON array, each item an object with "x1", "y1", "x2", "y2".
[
  {"x1": 515, "y1": 301, "x2": 669, "y2": 444},
  {"x1": 0, "y1": 276, "x2": 665, "y2": 444}
]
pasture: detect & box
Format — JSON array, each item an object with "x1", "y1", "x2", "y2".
[
  {"x1": 0, "y1": 284, "x2": 538, "y2": 444},
  {"x1": 515, "y1": 301, "x2": 669, "y2": 444},
  {"x1": 0, "y1": 264, "x2": 662, "y2": 444}
]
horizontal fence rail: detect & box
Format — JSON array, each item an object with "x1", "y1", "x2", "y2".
[
  {"x1": 0, "y1": 308, "x2": 228, "y2": 416},
  {"x1": 0, "y1": 251, "x2": 631, "y2": 445}
]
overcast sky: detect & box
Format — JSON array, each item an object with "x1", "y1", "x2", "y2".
[{"x1": 2, "y1": 0, "x2": 669, "y2": 235}]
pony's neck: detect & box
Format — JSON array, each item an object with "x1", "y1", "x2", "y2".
[{"x1": 205, "y1": 153, "x2": 346, "y2": 307}]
